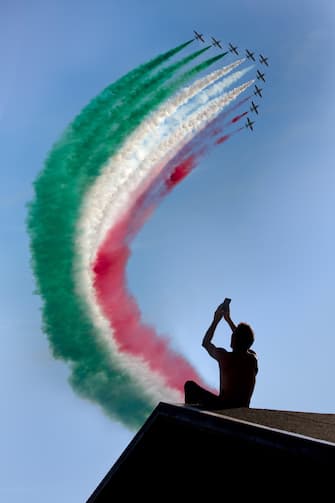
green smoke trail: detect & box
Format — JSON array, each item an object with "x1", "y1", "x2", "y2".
[
  {"x1": 27, "y1": 43, "x2": 223, "y2": 429},
  {"x1": 65, "y1": 39, "x2": 194, "y2": 139},
  {"x1": 66, "y1": 45, "x2": 211, "y2": 184},
  {"x1": 76, "y1": 49, "x2": 226, "y2": 189},
  {"x1": 51, "y1": 40, "x2": 194, "y2": 185}
]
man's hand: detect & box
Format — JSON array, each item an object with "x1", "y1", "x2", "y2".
[{"x1": 213, "y1": 303, "x2": 227, "y2": 323}]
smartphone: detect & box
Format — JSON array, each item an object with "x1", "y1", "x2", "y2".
[{"x1": 222, "y1": 298, "x2": 231, "y2": 312}]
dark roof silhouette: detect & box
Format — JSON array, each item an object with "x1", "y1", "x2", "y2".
[
  {"x1": 87, "y1": 403, "x2": 335, "y2": 500},
  {"x1": 212, "y1": 407, "x2": 335, "y2": 443}
]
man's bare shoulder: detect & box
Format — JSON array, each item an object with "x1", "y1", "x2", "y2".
[{"x1": 215, "y1": 347, "x2": 228, "y2": 356}]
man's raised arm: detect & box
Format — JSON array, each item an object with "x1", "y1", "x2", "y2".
[
  {"x1": 202, "y1": 301, "x2": 238, "y2": 358},
  {"x1": 223, "y1": 312, "x2": 237, "y2": 332},
  {"x1": 202, "y1": 304, "x2": 227, "y2": 358}
]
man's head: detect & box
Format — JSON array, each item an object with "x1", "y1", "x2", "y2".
[{"x1": 230, "y1": 323, "x2": 255, "y2": 352}]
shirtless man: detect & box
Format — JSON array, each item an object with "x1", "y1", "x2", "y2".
[{"x1": 184, "y1": 299, "x2": 258, "y2": 409}]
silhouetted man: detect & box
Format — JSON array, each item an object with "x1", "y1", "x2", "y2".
[{"x1": 184, "y1": 299, "x2": 258, "y2": 409}]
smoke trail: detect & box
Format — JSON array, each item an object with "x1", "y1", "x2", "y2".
[
  {"x1": 65, "y1": 46, "x2": 213, "y2": 190},
  {"x1": 84, "y1": 80, "x2": 254, "y2": 262},
  {"x1": 93, "y1": 198, "x2": 205, "y2": 393},
  {"x1": 27, "y1": 44, "x2": 228, "y2": 428},
  {"x1": 92, "y1": 84, "x2": 254, "y2": 256},
  {"x1": 175, "y1": 66, "x2": 253, "y2": 118},
  {"x1": 157, "y1": 109, "x2": 249, "y2": 194},
  {"x1": 112, "y1": 104, "x2": 250, "y2": 249},
  {"x1": 142, "y1": 65, "x2": 252, "y2": 153},
  {"x1": 88, "y1": 81, "x2": 254, "y2": 396},
  {"x1": 83, "y1": 81, "x2": 255, "y2": 301},
  {"x1": 132, "y1": 101, "x2": 251, "y2": 214},
  {"x1": 79, "y1": 68, "x2": 252, "y2": 266},
  {"x1": 75, "y1": 61, "x2": 246, "y2": 293},
  {"x1": 75, "y1": 51, "x2": 228, "y2": 193},
  {"x1": 52, "y1": 40, "x2": 194, "y2": 165},
  {"x1": 231, "y1": 111, "x2": 248, "y2": 123},
  {"x1": 157, "y1": 95, "x2": 251, "y2": 166},
  {"x1": 88, "y1": 100, "x2": 252, "y2": 400},
  {"x1": 65, "y1": 70, "x2": 255, "y2": 408}
]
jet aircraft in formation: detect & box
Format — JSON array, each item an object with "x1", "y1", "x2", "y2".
[
  {"x1": 194, "y1": 32, "x2": 239, "y2": 56},
  {"x1": 246, "y1": 49, "x2": 255, "y2": 61},
  {"x1": 193, "y1": 32, "x2": 270, "y2": 72},
  {"x1": 254, "y1": 84, "x2": 263, "y2": 98},
  {"x1": 259, "y1": 54, "x2": 269, "y2": 66},
  {"x1": 248, "y1": 67, "x2": 267, "y2": 129},
  {"x1": 193, "y1": 30, "x2": 205, "y2": 43},
  {"x1": 250, "y1": 101, "x2": 259, "y2": 115},
  {"x1": 211, "y1": 36, "x2": 222, "y2": 49},
  {"x1": 245, "y1": 117, "x2": 255, "y2": 131},
  {"x1": 249, "y1": 79, "x2": 265, "y2": 129},
  {"x1": 256, "y1": 69, "x2": 266, "y2": 82},
  {"x1": 228, "y1": 43, "x2": 238, "y2": 55},
  {"x1": 192, "y1": 31, "x2": 270, "y2": 134}
]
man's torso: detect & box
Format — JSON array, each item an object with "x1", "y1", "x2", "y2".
[{"x1": 217, "y1": 350, "x2": 258, "y2": 406}]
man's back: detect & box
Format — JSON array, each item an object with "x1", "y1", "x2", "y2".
[{"x1": 216, "y1": 349, "x2": 258, "y2": 407}]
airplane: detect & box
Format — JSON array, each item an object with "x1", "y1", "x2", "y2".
[
  {"x1": 250, "y1": 100, "x2": 259, "y2": 115},
  {"x1": 246, "y1": 49, "x2": 255, "y2": 61},
  {"x1": 228, "y1": 43, "x2": 239, "y2": 55},
  {"x1": 245, "y1": 117, "x2": 255, "y2": 131},
  {"x1": 211, "y1": 36, "x2": 223, "y2": 49},
  {"x1": 254, "y1": 84, "x2": 263, "y2": 98},
  {"x1": 259, "y1": 54, "x2": 269, "y2": 66},
  {"x1": 256, "y1": 69, "x2": 266, "y2": 82},
  {"x1": 193, "y1": 30, "x2": 205, "y2": 43}
]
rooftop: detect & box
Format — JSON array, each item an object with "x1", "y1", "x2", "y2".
[
  {"x1": 87, "y1": 403, "x2": 335, "y2": 501},
  {"x1": 202, "y1": 406, "x2": 335, "y2": 444}
]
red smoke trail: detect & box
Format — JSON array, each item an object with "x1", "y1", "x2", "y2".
[
  {"x1": 214, "y1": 111, "x2": 247, "y2": 144},
  {"x1": 92, "y1": 99, "x2": 251, "y2": 394},
  {"x1": 231, "y1": 111, "x2": 248, "y2": 123},
  {"x1": 216, "y1": 127, "x2": 245, "y2": 144},
  {"x1": 165, "y1": 156, "x2": 197, "y2": 190},
  {"x1": 93, "y1": 154, "x2": 212, "y2": 393},
  {"x1": 215, "y1": 134, "x2": 230, "y2": 145},
  {"x1": 198, "y1": 96, "x2": 250, "y2": 142},
  {"x1": 182, "y1": 96, "x2": 251, "y2": 159}
]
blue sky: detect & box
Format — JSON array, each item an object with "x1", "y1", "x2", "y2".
[{"x1": 1, "y1": 0, "x2": 335, "y2": 501}]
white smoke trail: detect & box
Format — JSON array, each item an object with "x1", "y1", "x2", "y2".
[
  {"x1": 114, "y1": 66, "x2": 252, "y2": 172},
  {"x1": 170, "y1": 65, "x2": 253, "y2": 120},
  {"x1": 90, "y1": 79, "x2": 254, "y2": 255},
  {"x1": 75, "y1": 61, "x2": 243, "y2": 265},
  {"x1": 79, "y1": 65, "x2": 252, "y2": 262},
  {"x1": 77, "y1": 80, "x2": 255, "y2": 396},
  {"x1": 74, "y1": 77, "x2": 254, "y2": 403},
  {"x1": 137, "y1": 65, "x2": 253, "y2": 163}
]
